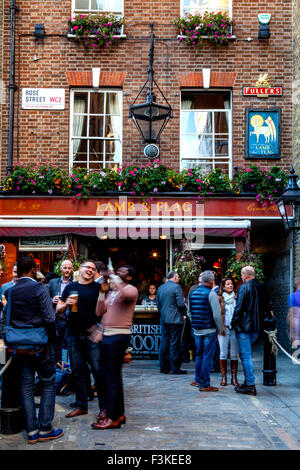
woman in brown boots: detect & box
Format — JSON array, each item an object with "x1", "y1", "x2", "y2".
[{"x1": 217, "y1": 277, "x2": 239, "y2": 387}]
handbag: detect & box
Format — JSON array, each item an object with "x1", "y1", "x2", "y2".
[{"x1": 3, "y1": 289, "x2": 48, "y2": 356}]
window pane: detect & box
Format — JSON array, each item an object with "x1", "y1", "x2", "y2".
[
  {"x1": 214, "y1": 112, "x2": 229, "y2": 133},
  {"x1": 73, "y1": 115, "x2": 87, "y2": 137},
  {"x1": 105, "y1": 115, "x2": 121, "y2": 138},
  {"x1": 183, "y1": 0, "x2": 229, "y2": 14},
  {"x1": 75, "y1": 0, "x2": 89, "y2": 10},
  {"x1": 89, "y1": 116, "x2": 104, "y2": 137},
  {"x1": 181, "y1": 135, "x2": 213, "y2": 157},
  {"x1": 74, "y1": 92, "x2": 88, "y2": 114},
  {"x1": 181, "y1": 112, "x2": 196, "y2": 134},
  {"x1": 90, "y1": 93, "x2": 104, "y2": 115},
  {"x1": 181, "y1": 92, "x2": 230, "y2": 110},
  {"x1": 106, "y1": 93, "x2": 120, "y2": 115},
  {"x1": 195, "y1": 112, "x2": 212, "y2": 134},
  {"x1": 215, "y1": 137, "x2": 228, "y2": 155},
  {"x1": 73, "y1": 139, "x2": 87, "y2": 161},
  {"x1": 89, "y1": 162, "x2": 104, "y2": 169},
  {"x1": 105, "y1": 140, "x2": 121, "y2": 161},
  {"x1": 91, "y1": 0, "x2": 105, "y2": 9},
  {"x1": 89, "y1": 140, "x2": 104, "y2": 161}
]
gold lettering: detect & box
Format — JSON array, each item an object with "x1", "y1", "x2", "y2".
[
  {"x1": 104, "y1": 202, "x2": 114, "y2": 212},
  {"x1": 128, "y1": 202, "x2": 135, "y2": 212},
  {"x1": 182, "y1": 202, "x2": 191, "y2": 213},
  {"x1": 115, "y1": 201, "x2": 126, "y2": 213}
]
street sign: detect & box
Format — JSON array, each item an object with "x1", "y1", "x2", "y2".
[{"x1": 22, "y1": 88, "x2": 65, "y2": 110}]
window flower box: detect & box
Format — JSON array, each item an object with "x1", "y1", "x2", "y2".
[
  {"x1": 68, "y1": 12, "x2": 125, "y2": 48},
  {"x1": 174, "y1": 11, "x2": 234, "y2": 47}
]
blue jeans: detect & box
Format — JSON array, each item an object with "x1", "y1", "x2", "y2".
[
  {"x1": 18, "y1": 344, "x2": 56, "y2": 433},
  {"x1": 159, "y1": 323, "x2": 183, "y2": 373},
  {"x1": 236, "y1": 332, "x2": 258, "y2": 385},
  {"x1": 194, "y1": 332, "x2": 217, "y2": 388},
  {"x1": 68, "y1": 333, "x2": 105, "y2": 411}
]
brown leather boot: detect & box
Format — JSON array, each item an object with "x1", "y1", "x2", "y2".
[
  {"x1": 231, "y1": 360, "x2": 239, "y2": 386},
  {"x1": 219, "y1": 359, "x2": 227, "y2": 386}
]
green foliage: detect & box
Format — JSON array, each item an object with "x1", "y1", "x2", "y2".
[
  {"x1": 0, "y1": 162, "x2": 288, "y2": 202},
  {"x1": 174, "y1": 10, "x2": 233, "y2": 47},
  {"x1": 68, "y1": 12, "x2": 124, "y2": 48},
  {"x1": 173, "y1": 243, "x2": 206, "y2": 287},
  {"x1": 226, "y1": 247, "x2": 265, "y2": 283},
  {"x1": 233, "y1": 164, "x2": 288, "y2": 203}
]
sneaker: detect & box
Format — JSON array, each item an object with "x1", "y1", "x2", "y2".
[
  {"x1": 28, "y1": 430, "x2": 39, "y2": 444},
  {"x1": 235, "y1": 384, "x2": 256, "y2": 396},
  {"x1": 170, "y1": 370, "x2": 187, "y2": 375},
  {"x1": 38, "y1": 428, "x2": 64, "y2": 442}
]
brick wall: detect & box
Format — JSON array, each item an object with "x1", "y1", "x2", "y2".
[
  {"x1": 0, "y1": 1, "x2": 3, "y2": 168},
  {"x1": 0, "y1": 0, "x2": 293, "y2": 176}
]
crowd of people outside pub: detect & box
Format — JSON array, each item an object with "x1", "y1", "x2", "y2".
[{"x1": 0, "y1": 252, "x2": 296, "y2": 445}]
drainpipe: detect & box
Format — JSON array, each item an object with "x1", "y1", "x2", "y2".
[{"x1": 7, "y1": 0, "x2": 18, "y2": 174}]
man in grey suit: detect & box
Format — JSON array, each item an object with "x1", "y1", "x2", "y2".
[
  {"x1": 156, "y1": 271, "x2": 187, "y2": 375},
  {"x1": 48, "y1": 259, "x2": 73, "y2": 363}
]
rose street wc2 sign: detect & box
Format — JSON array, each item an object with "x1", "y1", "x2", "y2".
[
  {"x1": 22, "y1": 89, "x2": 65, "y2": 110},
  {"x1": 245, "y1": 108, "x2": 281, "y2": 159}
]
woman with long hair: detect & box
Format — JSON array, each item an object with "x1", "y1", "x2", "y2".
[{"x1": 218, "y1": 277, "x2": 239, "y2": 387}]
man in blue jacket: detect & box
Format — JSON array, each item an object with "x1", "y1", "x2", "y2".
[
  {"x1": 8, "y1": 257, "x2": 63, "y2": 444},
  {"x1": 188, "y1": 270, "x2": 223, "y2": 392},
  {"x1": 156, "y1": 271, "x2": 187, "y2": 375}
]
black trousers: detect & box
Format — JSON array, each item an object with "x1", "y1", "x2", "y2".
[{"x1": 101, "y1": 334, "x2": 130, "y2": 421}]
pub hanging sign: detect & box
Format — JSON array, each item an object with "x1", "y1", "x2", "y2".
[{"x1": 245, "y1": 108, "x2": 281, "y2": 159}]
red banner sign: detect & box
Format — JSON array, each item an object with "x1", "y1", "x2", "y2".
[{"x1": 243, "y1": 87, "x2": 283, "y2": 96}]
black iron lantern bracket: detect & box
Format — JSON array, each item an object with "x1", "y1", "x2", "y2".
[{"x1": 129, "y1": 23, "x2": 173, "y2": 144}]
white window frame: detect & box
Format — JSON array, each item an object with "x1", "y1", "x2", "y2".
[
  {"x1": 69, "y1": 88, "x2": 123, "y2": 171},
  {"x1": 181, "y1": 0, "x2": 232, "y2": 18},
  {"x1": 179, "y1": 89, "x2": 233, "y2": 177},
  {"x1": 72, "y1": 0, "x2": 124, "y2": 15}
]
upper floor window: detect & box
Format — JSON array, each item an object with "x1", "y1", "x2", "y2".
[
  {"x1": 72, "y1": 0, "x2": 123, "y2": 15},
  {"x1": 70, "y1": 89, "x2": 122, "y2": 170},
  {"x1": 181, "y1": 0, "x2": 231, "y2": 17},
  {"x1": 180, "y1": 91, "x2": 232, "y2": 175}
]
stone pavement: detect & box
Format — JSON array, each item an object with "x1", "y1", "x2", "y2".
[{"x1": 1, "y1": 340, "x2": 300, "y2": 450}]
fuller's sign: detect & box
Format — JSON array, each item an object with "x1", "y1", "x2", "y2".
[{"x1": 243, "y1": 87, "x2": 282, "y2": 96}]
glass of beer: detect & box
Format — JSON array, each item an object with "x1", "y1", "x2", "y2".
[{"x1": 69, "y1": 291, "x2": 78, "y2": 312}]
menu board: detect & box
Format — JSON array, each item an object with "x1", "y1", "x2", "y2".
[{"x1": 0, "y1": 243, "x2": 17, "y2": 285}]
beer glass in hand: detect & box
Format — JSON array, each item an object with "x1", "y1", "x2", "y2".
[{"x1": 69, "y1": 291, "x2": 78, "y2": 312}]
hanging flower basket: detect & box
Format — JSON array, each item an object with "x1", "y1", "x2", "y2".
[
  {"x1": 68, "y1": 12, "x2": 125, "y2": 48},
  {"x1": 174, "y1": 11, "x2": 233, "y2": 47}
]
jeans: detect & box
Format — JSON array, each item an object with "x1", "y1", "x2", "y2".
[
  {"x1": 18, "y1": 344, "x2": 56, "y2": 433},
  {"x1": 159, "y1": 323, "x2": 183, "y2": 373},
  {"x1": 236, "y1": 332, "x2": 258, "y2": 385},
  {"x1": 218, "y1": 328, "x2": 239, "y2": 360},
  {"x1": 101, "y1": 334, "x2": 130, "y2": 420},
  {"x1": 68, "y1": 333, "x2": 105, "y2": 411},
  {"x1": 194, "y1": 332, "x2": 217, "y2": 387}
]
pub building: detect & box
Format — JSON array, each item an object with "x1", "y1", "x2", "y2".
[{"x1": 0, "y1": 0, "x2": 294, "y2": 355}]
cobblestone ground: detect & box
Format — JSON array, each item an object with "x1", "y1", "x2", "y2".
[{"x1": 1, "y1": 341, "x2": 300, "y2": 450}]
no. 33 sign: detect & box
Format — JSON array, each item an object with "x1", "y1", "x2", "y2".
[{"x1": 22, "y1": 88, "x2": 65, "y2": 110}]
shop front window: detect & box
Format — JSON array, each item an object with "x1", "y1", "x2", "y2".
[
  {"x1": 180, "y1": 91, "x2": 232, "y2": 175},
  {"x1": 72, "y1": 0, "x2": 123, "y2": 14},
  {"x1": 181, "y1": 0, "x2": 231, "y2": 16},
  {"x1": 70, "y1": 89, "x2": 122, "y2": 170}
]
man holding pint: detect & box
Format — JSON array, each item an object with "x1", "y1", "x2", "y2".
[{"x1": 56, "y1": 260, "x2": 104, "y2": 418}]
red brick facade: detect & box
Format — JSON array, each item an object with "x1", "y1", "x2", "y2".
[{"x1": 1, "y1": 0, "x2": 293, "y2": 175}]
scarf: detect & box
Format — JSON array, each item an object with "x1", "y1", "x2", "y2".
[{"x1": 222, "y1": 291, "x2": 236, "y2": 327}]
